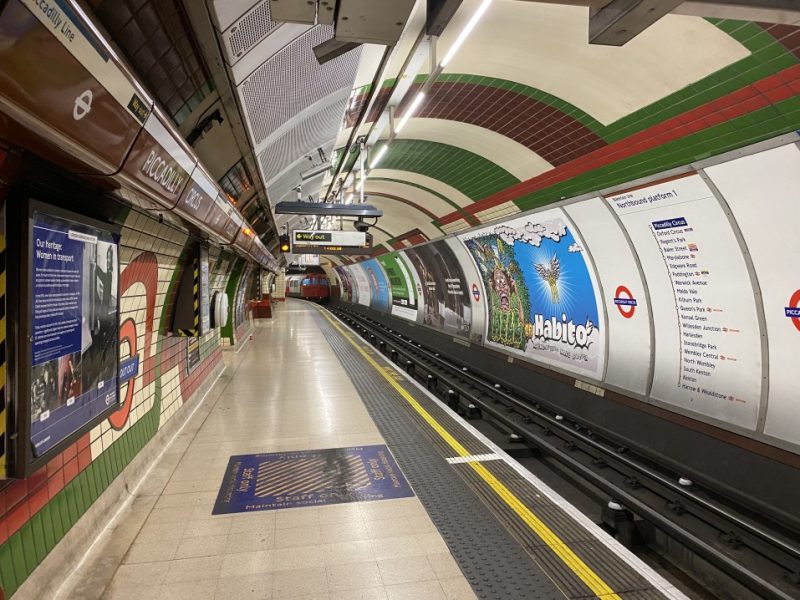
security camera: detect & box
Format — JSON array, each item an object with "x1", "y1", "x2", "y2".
[{"x1": 354, "y1": 220, "x2": 370, "y2": 233}]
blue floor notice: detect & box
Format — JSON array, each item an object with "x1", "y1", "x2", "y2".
[{"x1": 212, "y1": 445, "x2": 415, "y2": 515}]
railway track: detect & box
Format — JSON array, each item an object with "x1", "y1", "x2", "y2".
[{"x1": 329, "y1": 305, "x2": 800, "y2": 600}]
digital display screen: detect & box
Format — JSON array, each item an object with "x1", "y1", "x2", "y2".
[{"x1": 29, "y1": 211, "x2": 120, "y2": 458}]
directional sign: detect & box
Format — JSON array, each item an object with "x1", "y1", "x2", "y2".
[{"x1": 613, "y1": 285, "x2": 637, "y2": 319}]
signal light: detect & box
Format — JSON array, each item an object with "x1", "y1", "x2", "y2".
[{"x1": 279, "y1": 234, "x2": 290, "y2": 253}]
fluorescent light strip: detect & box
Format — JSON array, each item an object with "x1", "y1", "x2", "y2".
[
  {"x1": 395, "y1": 92, "x2": 426, "y2": 133},
  {"x1": 370, "y1": 145, "x2": 389, "y2": 169},
  {"x1": 440, "y1": 0, "x2": 493, "y2": 68}
]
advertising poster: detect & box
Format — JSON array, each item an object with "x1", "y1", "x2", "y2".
[
  {"x1": 607, "y1": 174, "x2": 762, "y2": 429},
  {"x1": 705, "y1": 144, "x2": 800, "y2": 443},
  {"x1": 335, "y1": 266, "x2": 355, "y2": 303},
  {"x1": 377, "y1": 253, "x2": 419, "y2": 321},
  {"x1": 460, "y1": 209, "x2": 605, "y2": 378},
  {"x1": 360, "y1": 259, "x2": 391, "y2": 313},
  {"x1": 403, "y1": 241, "x2": 472, "y2": 339},
  {"x1": 30, "y1": 211, "x2": 119, "y2": 457},
  {"x1": 350, "y1": 263, "x2": 372, "y2": 307}
]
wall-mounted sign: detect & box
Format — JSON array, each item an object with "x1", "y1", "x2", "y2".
[
  {"x1": 607, "y1": 174, "x2": 762, "y2": 428},
  {"x1": 291, "y1": 230, "x2": 374, "y2": 254},
  {"x1": 29, "y1": 208, "x2": 120, "y2": 461}
]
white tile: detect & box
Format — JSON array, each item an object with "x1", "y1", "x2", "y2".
[
  {"x1": 271, "y1": 567, "x2": 329, "y2": 598},
  {"x1": 385, "y1": 580, "x2": 447, "y2": 600},
  {"x1": 220, "y1": 550, "x2": 273, "y2": 578},
  {"x1": 214, "y1": 573, "x2": 273, "y2": 600},
  {"x1": 164, "y1": 556, "x2": 223, "y2": 583},
  {"x1": 224, "y1": 530, "x2": 275, "y2": 554},
  {"x1": 274, "y1": 526, "x2": 323, "y2": 549},
  {"x1": 321, "y1": 540, "x2": 376, "y2": 566},
  {"x1": 426, "y1": 554, "x2": 463, "y2": 581},
  {"x1": 325, "y1": 561, "x2": 382, "y2": 592},
  {"x1": 123, "y1": 538, "x2": 180, "y2": 564},
  {"x1": 159, "y1": 580, "x2": 217, "y2": 600},
  {"x1": 377, "y1": 556, "x2": 437, "y2": 586},
  {"x1": 270, "y1": 545, "x2": 325, "y2": 572},
  {"x1": 175, "y1": 535, "x2": 228, "y2": 559},
  {"x1": 184, "y1": 519, "x2": 233, "y2": 539},
  {"x1": 439, "y1": 577, "x2": 478, "y2": 600}
]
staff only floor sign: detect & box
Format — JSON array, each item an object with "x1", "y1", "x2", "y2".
[{"x1": 213, "y1": 445, "x2": 414, "y2": 514}]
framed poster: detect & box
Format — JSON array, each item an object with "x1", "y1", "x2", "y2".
[
  {"x1": 459, "y1": 208, "x2": 605, "y2": 379},
  {"x1": 23, "y1": 202, "x2": 121, "y2": 471}
]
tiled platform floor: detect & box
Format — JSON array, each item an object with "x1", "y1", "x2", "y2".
[{"x1": 57, "y1": 302, "x2": 478, "y2": 600}]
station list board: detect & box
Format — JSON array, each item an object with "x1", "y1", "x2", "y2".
[{"x1": 607, "y1": 175, "x2": 762, "y2": 429}]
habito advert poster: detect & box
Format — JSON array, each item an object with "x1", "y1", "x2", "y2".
[
  {"x1": 459, "y1": 209, "x2": 605, "y2": 379},
  {"x1": 29, "y1": 210, "x2": 120, "y2": 459}
]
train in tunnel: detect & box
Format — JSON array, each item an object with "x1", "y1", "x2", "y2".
[{"x1": 285, "y1": 273, "x2": 331, "y2": 303}]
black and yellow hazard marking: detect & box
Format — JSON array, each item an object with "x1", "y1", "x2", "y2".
[
  {"x1": 317, "y1": 308, "x2": 623, "y2": 599},
  {"x1": 177, "y1": 262, "x2": 201, "y2": 337},
  {"x1": 0, "y1": 229, "x2": 6, "y2": 478},
  {"x1": 212, "y1": 445, "x2": 414, "y2": 515}
]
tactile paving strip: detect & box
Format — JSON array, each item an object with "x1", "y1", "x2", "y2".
[{"x1": 314, "y1": 310, "x2": 564, "y2": 600}]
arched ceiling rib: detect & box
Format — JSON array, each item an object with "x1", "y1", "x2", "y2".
[
  {"x1": 362, "y1": 179, "x2": 458, "y2": 217},
  {"x1": 368, "y1": 169, "x2": 474, "y2": 208}
]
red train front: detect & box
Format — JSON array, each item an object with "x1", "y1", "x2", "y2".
[{"x1": 285, "y1": 273, "x2": 330, "y2": 303}]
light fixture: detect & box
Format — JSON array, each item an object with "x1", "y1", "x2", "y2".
[
  {"x1": 370, "y1": 144, "x2": 389, "y2": 169},
  {"x1": 440, "y1": 0, "x2": 493, "y2": 68},
  {"x1": 395, "y1": 92, "x2": 426, "y2": 133}
]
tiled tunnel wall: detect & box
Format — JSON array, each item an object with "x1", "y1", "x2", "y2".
[
  {"x1": 0, "y1": 207, "x2": 245, "y2": 598},
  {"x1": 342, "y1": 18, "x2": 800, "y2": 245}
]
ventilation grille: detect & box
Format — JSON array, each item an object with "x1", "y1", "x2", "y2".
[
  {"x1": 259, "y1": 98, "x2": 349, "y2": 183},
  {"x1": 223, "y1": 1, "x2": 279, "y2": 63},
  {"x1": 240, "y1": 25, "x2": 361, "y2": 146},
  {"x1": 266, "y1": 141, "x2": 335, "y2": 208}
]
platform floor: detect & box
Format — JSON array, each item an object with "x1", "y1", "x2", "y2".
[
  {"x1": 55, "y1": 302, "x2": 477, "y2": 600},
  {"x1": 50, "y1": 301, "x2": 689, "y2": 600}
]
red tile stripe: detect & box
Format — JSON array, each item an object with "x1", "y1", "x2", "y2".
[{"x1": 435, "y1": 64, "x2": 800, "y2": 225}]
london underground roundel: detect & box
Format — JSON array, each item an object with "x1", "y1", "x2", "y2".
[
  {"x1": 787, "y1": 289, "x2": 800, "y2": 332},
  {"x1": 613, "y1": 285, "x2": 637, "y2": 319}
]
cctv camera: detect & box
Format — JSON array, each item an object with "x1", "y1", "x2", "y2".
[{"x1": 354, "y1": 220, "x2": 370, "y2": 233}]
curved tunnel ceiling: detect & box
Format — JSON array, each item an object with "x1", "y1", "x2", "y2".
[{"x1": 211, "y1": 0, "x2": 800, "y2": 258}]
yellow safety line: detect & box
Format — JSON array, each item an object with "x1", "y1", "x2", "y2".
[{"x1": 319, "y1": 308, "x2": 621, "y2": 599}]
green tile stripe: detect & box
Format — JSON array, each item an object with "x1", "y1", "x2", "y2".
[
  {"x1": 381, "y1": 139, "x2": 519, "y2": 202},
  {"x1": 513, "y1": 95, "x2": 800, "y2": 213},
  {"x1": 0, "y1": 406, "x2": 159, "y2": 597},
  {"x1": 603, "y1": 20, "x2": 798, "y2": 142}
]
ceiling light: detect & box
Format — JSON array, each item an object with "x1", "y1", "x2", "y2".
[
  {"x1": 395, "y1": 92, "x2": 426, "y2": 133},
  {"x1": 440, "y1": 0, "x2": 493, "y2": 68},
  {"x1": 370, "y1": 145, "x2": 389, "y2": 169}
]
